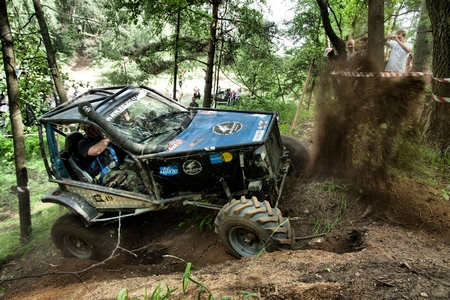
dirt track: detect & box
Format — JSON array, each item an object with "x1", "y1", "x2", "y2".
[{"x1": 1, "y1": 176, "x2": 450, "y2": 299}]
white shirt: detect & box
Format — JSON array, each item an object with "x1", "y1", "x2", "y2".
[{"x1": 385, "y1": 40, "x2": 412, "y2": 72}]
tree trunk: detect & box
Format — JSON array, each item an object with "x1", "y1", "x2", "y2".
[
  {"x1": 32, "y1": 0, "x2": 68, "y2": 104},
  {"x1": 413, "y1": 0, "x2": 432, "y2": 72},
  {"x1": 0, "y1": 0, "x2": 32, "y2": 240},
  {"x1": 422, "y1": 0, "x2": 450, "y2": 152},
  {"x1": 367, "y1": 0, "x2": 384, "y2": 71},
  {"x1": 172, "y1": 9, "x2": 181, "y2": 101},
  {"x1": 203, "y1": 0, "x2": 222, "y2": 108},
  {"x1": 316, "y1": 0, "x2": 346, "y2": 67}
]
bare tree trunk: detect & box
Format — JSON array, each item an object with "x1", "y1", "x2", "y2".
[
  {"x1": 422, "y1": 0, "x2": 450, "y2": 152},
  {"x1": 203, "y1": 0, "x2": 222, "y2": 108},
  {"x1": 172, "y1": 9, "x2": 181, "y2": 101},
  {"x1": 413, "y1": 0, "x2": 432, "y2": 72},
  {"x1": 367, "y1": 0, "x2": 384, "y2": 71},
  {"x1": 0, "y1": 0, "x2": 32, "y2": 240},
  {"x1": 32, "y1": 0, "x2": 68, "y2": 104}
]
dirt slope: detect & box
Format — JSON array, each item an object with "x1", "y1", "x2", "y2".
[{"x1": 1, "y1": 176, "x2": 450, "y2": 300}]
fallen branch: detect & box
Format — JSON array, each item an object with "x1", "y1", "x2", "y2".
[
  {"x1": 374, "y1": 278, "x2": 396, "y2": 287},
  {"x1": 295, "y1": 233, "x2": 327, "y2": 240}
]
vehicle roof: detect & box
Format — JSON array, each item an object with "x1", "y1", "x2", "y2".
[{"x1": 38, "y1": 85, "x2": 184, "y2": 125}]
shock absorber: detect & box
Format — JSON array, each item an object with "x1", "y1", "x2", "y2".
[{"x1": 254, "y1": 189, "x2": 266, "y2": 202}]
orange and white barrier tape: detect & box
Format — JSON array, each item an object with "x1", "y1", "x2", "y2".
[
  {"x1": 331, "y1": 71, "x2": 450, "y2": 102},
  {"x1": 331, "y1": 71, "x2": 432, "y2": 77},
  {"x1": 434, "y1": 78, "x2": 450, "y2": 84},
  {"x1": 431, "y1": 93, "x2": 450, "y2": 103}
]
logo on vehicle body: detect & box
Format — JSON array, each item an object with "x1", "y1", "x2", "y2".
[
  {"x1": 213, "y1": 121, "x2": 243, "y2": 135},
  {"x1": 209, "y1": 153, "x2": 222, "y2": 164},
  {"x1": 258, "y1": 120, "x2": 268, "y2": 130},
  {"x1": 183, "y1": 160, "x2": 202, "y2": 175},
  {"x1": 159, "y1": 165, "x2": 178, "y2": 176}
]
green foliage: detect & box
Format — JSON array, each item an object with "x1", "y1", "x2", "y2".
[
  {"x1": 440, "y1": 189, "x2": 449, "y2": 201},
  {"x1": 177, "y1": 206, "x2": 215, "y2": 233},
  {"x1": 0, "y1": 133, "x2": 42, "y2": 166},
  {"x1": 117, "y1": 283, "x2": 176, "y2": 300},
  {"x1": 0, "y1": 160, "x2": 58, "y2": 265},
  {"x1": 392, "y1": 138, "x2": 450, "y2": 187},
  {"x1": 116, "y1": 260, "x2": 258, "y2": 300}
]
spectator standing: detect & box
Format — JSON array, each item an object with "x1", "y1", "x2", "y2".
[
  {"x1": 325, "y1": 38, "x2": 358, "y2": 70},
  {"x1": 193, "y1": 86, "x2": 201, "y2": 99},
  {"x1": 189, "y1": 97, "x2": 199, "y2": 108},
  {"x1": 179, "y1": 90, "x2": 185, "y2": 103},
  {"x1": 346, "y1": 38, "x2": 358, "y2": 70},
  {"x1": 356, "y1": 36, "x2": 369, "y2": 71},
  {"x1": 229, "y1": 90, "x2": 236, "y2": 105},
  {"x1": 405, "y1": 53, "x2": 413, "y2": 72},
  {"x1": 235, "y1": 89, "x2": 241, "y2": 104},
  {"x1": 384, "y1": 29, "x2": 412, "y2": 72}
]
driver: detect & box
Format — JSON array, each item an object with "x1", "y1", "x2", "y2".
[{"x1": 78, "y1": 123, "x2": 145, "y2": 193}]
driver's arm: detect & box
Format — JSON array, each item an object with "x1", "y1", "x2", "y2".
[{"x1": 88, "y1": 138, "x2": 111, "y2": 156}]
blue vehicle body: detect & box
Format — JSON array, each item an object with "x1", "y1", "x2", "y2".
[{"x1": 38, "y1": 85, "x2": 301, "y2": 260}]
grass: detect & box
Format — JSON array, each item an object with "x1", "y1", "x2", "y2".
[
  {"x1": 0, "y1": 157, "x2": 59, "y2": 266},
  {"x1": 392, "y1": 138, "x2": 450, "y2": 188}
]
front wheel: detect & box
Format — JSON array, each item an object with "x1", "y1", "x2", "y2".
[
  {"x1": 51, "y1": 214, "x2": 116, "y2": 260},
  {"x1": 214, "y1": 197, "x2": 294, "y2": 258}
]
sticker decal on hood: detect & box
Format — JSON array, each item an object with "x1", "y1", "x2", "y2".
[
  {"x1": 166, "y1": 139, "x2": 184, "y2": 151},
  {"x1": 213, "y1": 121, "x2": 243, "y2": 135}
]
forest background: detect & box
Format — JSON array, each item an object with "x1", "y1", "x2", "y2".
[{"x1": 0, "y1": 0, "x2": 449, "y2": 271}]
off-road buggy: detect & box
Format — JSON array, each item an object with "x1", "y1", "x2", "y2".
[{"x1": 38, "y1": 85, "x2": 310, "y2": 260}]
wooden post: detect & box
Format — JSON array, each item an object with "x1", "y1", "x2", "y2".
[{"x1": 291, "y1": 58, "x2": 315, "y2": 130}]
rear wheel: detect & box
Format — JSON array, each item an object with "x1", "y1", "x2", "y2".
[
  {"x1": 51, "y1": 214, "x2": 116, "y2": 260},
  {"x1": 281, "y1": 134, "x2": 311, "y2": 178},
  {"x1": 214, "y1": 196, "x2": 294, "y2": 258}
]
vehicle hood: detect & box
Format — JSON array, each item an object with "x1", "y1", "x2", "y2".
[{"x1": 164, "y1": 110, "x2": 273, "y2": 153}]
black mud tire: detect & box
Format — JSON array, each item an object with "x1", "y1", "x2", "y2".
[
  {"x1": 281, "y1": 134, "x2": 311, "y2": 178},
  {"x1": 51, "y1": 214, "x2": 116, "y2": 261},
  {"x1": 214, "y1": 196, "x2": 294, "y2": 258}
]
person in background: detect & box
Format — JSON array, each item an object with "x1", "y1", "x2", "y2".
[
  {"x1": 193, "y1": 86, "x2": 201, "y2": 99},
  {"x1": 405, "y1": 53, "x2": 413, "y2": 72},
  {"x1": 189, "y1": 97, "x2": 199, "y2": 108},
  {"x1": 229, "y1": 90, "x2": 236, "y2": 105},
  {"x1": 384, "y1": 29, "x2": 412, "y2": 72},
  {"x1": 235, "y1": 88, "x2": 241, "y2": 105},
  {"x1": 78, "y1": 123, "x2": 145, "y2": 192},
  {"x1": 325, "y1": 38, "x2": 358, "y2": 71},
  {"x1": 356, "y1": 36, "x2": 369, "y2": 71}
]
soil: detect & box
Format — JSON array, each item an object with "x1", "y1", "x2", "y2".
[
  {"x1": 1, "y1": 175, "x2": 450, "y2": 300},
  {"x1": 2, "y1": 54, "x2": 450, "y2": 300}
]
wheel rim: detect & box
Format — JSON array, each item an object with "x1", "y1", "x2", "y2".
[
  {"x1": 228, "y1": 226, "x2": 266, "y2": 257},
  {"x1": 62, "y1": 234, "x2": 92, "y2": 259}
]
